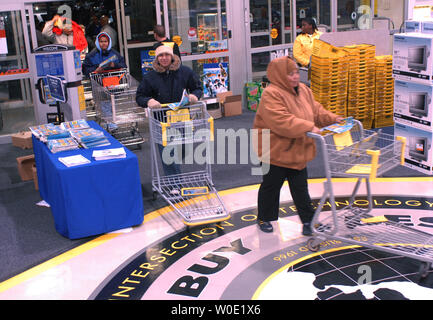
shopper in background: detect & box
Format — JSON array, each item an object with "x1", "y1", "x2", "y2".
[
  {"x1": 42, "y1": 14, "x2": 74, "y2": 46},
  {"x1": 82, "y1": 32, "x2": 126, "y2": 77},
  {"x1": 153, "y1": 24, "x2": 181, "y2": 60},
  {"x1": 253, "y1": 56, "x2": 343, "y2": 235},
  {"x1": 293, "y1": 17, "x2": 322, "y2": 67},
  {"x1": 136, "y1": 44, "x2": 201, "y2": 177},
  {"x1": 35, "y1": 19, "x2": 52, "y2": 47},
  {"x1": 99, "y1": 15, "x2": 117, "y2": 50}
]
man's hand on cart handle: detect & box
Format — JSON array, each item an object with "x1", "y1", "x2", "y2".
[
  {"x1": 148, "y1": 99, "x2": 162, "y2": 109},
  {"x1": 188, "y1": 94, "x2": 198, "y2": 103}
]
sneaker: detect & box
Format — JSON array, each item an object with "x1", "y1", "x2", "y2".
[
  {"x1": 258, "y1": 220, "x2": 273, "y2": 233},
  {"x1": 302, "y1": 223, "x2": 312, "y2": 236}
]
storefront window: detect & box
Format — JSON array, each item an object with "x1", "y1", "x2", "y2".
[
  {"x1": 167, "y1": 0, "x2": 228, "y2": 56},
  {"x1": 250, "y1": 0, "x2": 292, "y2": 48},
  {"x1": 0, "y1": 10, "x2": 33, "y2": 135},
  {"x1": 0, "y1": 11, "x2": 25, "y2": 71},
  {"x1": 295, "y1": 0, "x2": 330, "y2": 33},
  {"x1": 124, "y1": 0, "x2": 156, "y2": 43},
  {"x1": 337, "y1": 0, "x2": 372, "y2": 31}
]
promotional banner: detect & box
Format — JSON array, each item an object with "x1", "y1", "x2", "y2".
[
  {"x1": 140, "y1": 49, "x2": 155, "y2": 76},
  {"x1": 202, "y1": 62, "x2": 228, "y2": 98}
]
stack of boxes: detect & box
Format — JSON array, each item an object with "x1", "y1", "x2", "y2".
[
  {"x1": 392, "y1": 20, "x2": 433, "y2": 175},
  {"x1": 344, "y1": 44, "x2": 377, "y2": 129},
  {"x1": 310, "y1": 40, "x2": 349, "y2": 117},
  {"x1": 374, "y1": 55, "x2": 395, "y2": 127}
]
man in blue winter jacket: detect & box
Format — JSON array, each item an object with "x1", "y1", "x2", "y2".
[
  {"x1": 136, "y1": 44, "x2": 201, "y2": 108},
  {"x1": 82, "y1": 32, "x2": 126, "y2": 77},
  {"x1": 136, "y1": 44, "x2": 202, "y2": 179}
]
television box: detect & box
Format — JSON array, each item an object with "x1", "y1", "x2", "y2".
[
  {"x1": 394, "y1": 80, "x2": 433, "y2": 130},
  {"x1": 217, "y1": 91, "x2": 242, "y2": 117},
  {"x1": 404, "y1": 20, "x2": 422, "y2": 33},
  {"x1": 392, "y1": 33, "x2": 433, "y2": 85},
  {"x1": 11, "y1": 131, "x2": 33, "y2": 149},
  {"x1": 422, "y1": 21, "x2": 433, "y2": 34},
  {"x1": 16, "y1": 154, "x2": 35, "y2": 181},
  {"x1": 394, "y1": 121, "x2": 433, "y2": 175}
]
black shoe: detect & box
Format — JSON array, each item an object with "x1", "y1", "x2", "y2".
[
  {"x1": 302, "y1": 223, "x2": 312, "y2": 236},
  {"x1": 258, "y1": 220, "x2": 273, "y2": 233}
]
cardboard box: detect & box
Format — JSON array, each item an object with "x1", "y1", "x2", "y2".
[
  {"x1": 217, "y1": 91, "x2": 242, "y2": 117},
  {"x1": 11, "y1": 131, "x2": 33, "y2": 149},
  {"x1": 394, "y1": 121, "x2": 433, "y2": 175},
  {"x1": 393, "y1": 80, "x2": 433, "y2": 130},
  {"x1": 392, "y1": 33, "x2": 433, "y2": 85},
  {"x1": 16, "y1": 154, "x2": 35, "y2": 181}
]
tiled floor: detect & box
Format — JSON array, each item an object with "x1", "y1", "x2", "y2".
[{"x1": 1, "y1": 177, "x2": 433, "y2": 300}]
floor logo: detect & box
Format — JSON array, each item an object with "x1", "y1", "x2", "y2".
[{"x1": 91, "y1": 195, "x2": 433, "y2": 300}]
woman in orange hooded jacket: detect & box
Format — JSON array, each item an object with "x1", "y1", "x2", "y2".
[{"x1": 253, "y1": 56, "x2": 342, "y2": 235}]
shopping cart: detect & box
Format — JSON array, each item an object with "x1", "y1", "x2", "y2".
[
  {"x1": 81, "y1": 77, "x2": 96, "y2": 120},
  {"x1": 148, "y1": 102, "x2": 230, "y2": 226},
  {"x1": 306, "y1": 119, "x2": 433, "y2": 278},
  {"x1": 90, "y1": 68, "x2": 146, "y2": 146}
]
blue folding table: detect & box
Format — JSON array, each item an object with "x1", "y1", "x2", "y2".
[{"x1": 32, "y1": 121, "x2": 144, "y2": 239}]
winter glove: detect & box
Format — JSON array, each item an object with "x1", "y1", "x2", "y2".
[{"x1": 147, "y1": 98, "x2": 161, "y2": 109}]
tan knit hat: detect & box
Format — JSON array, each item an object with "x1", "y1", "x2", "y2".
[{"x1": 155, "y1": 45, "x2": 174, "y2": 58}]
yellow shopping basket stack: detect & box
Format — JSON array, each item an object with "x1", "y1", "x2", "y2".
[
  {"x1": 344, "y1": 44, "x2": 376, "y2": 129},
  {"x1": 310, "y1": 40, "x2": 349, "y2": 117},
  {"x1": 374, "y1": 55, "x2": 394, "y2": 128}
]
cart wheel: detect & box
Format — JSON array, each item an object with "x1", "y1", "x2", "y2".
[
  {"x1": 152, "y1": 191, "x2": 158, "y2": 201},
  {"x1": 419, "y1": 262, "x2": 431, "y2": 279},
  {"x1": 307, "y1": 238, "x2": 320, "y2": 252}
]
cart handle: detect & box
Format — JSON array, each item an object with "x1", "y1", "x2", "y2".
[
  {"x1": 366, "y1": 149, "x2": 380, "y2": 180},
  {"x1": 208, "y1": 117, "x2": 214, "y2": 141},
  {"x1": 161, "y1": 122, "x2": 170, "y2": 146}
]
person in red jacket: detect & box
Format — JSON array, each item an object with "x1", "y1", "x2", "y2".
[{"x1": 253, "y1": 56, "x2": 343, "y2": 235}]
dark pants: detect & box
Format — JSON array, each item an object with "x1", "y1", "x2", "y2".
[
  {"x1": 257, "y1": 164, "x2": 315, "y2": 224},
  {"x1": 158, "y1": 143, "x2": 183, "y2": 176}
]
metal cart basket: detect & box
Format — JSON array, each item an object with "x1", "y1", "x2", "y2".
[
  {"x1": 148, "y1": 102, "x2": 230, "y2": 226},
  {"x1": 306, "y1": 119, "x2": 433, "y2": 278},
  {"x1": 90, "y1": 69, "x2": 146, "y2": 146}
]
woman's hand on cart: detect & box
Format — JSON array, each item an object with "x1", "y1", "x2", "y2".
[
  {"x1": 336, "y1": 116, "x2": 345, "y2": 124},
  {"x1": 311, "y1": 126, "x2": 321, "y2": 134}
]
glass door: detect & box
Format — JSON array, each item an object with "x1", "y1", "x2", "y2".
[
  {"x1": 337, "y1": 0, "x2": 373, "y2": 31},
  {"x1": 118, "y1": 0, "x2": 232, "y2": 100},
  {"x1": 245, "y1": 0, "x2": 293, "y2": 82},
  {"x1": 0, "y1": 4, "x2": 34, "y2": 138},
  {"x1": 117, "y1": 0, "x2": 159, "y2": 81},
  {"x1": 166, "y1": 0, "x2": 230, "y2": 100}
]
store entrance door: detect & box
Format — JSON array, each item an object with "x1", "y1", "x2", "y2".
[
  {"x1": 118, "y1": 0, "x2": 238, "y2": 99},
  {"x1": 0, "y1": 3, "x2": 34, "y2": 138},
  {"x1": 241, "y1": 0, "x2": 295, "y2": 82},
  {"x1": 115, "y1": 0, "x2": 159, "y2": 81}
]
